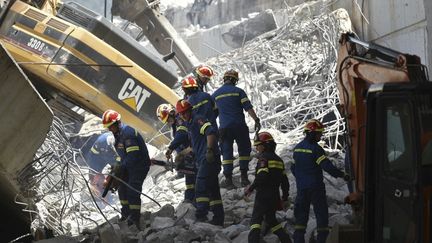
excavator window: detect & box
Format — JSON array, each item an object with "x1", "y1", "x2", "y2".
[
  {"x1": 377, "y1": 98, "x2": 418, "y2": 243},
  {"x1": 384, "y1": 102, "x2": 415, "y2": 181}
]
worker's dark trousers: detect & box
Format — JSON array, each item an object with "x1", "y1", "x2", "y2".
[
  {"x1": 125, "y1": 164, "x2": 149, "y2": 223},
  {"x1": 195, "y1": 159, "x2": 224, "y2": 225},
  {"x1": 293, "y1": 187, "x2": 329, "y2": 243},
  {"x1": 220, "y1": 125, "x2": 251, "y2": 176},
  {"x1": 180, "y1": 156, "x2": 196, "y2": 202},
  {"x1": 248, "y1": 193, "x2": 291, "y2": 243},
  {"x1": 118, "y1": 171, "x2": 129, "y2": 219},
  {"x1": 184, "y1": 173, "x2": 196, "y2": 201}
]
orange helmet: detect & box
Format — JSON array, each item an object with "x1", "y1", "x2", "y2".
[
  {"x1": 254, "y1": 131, "x2": 274, "y2": 146},
  {"x1": 156, "y1": 103, "x2": 175, "y2": 123},
  {"x1": 102, "y1": 109, "x2": 121, "y2": 128},
  {"x1": 304, "y1": 119, "x2": 325, "y2": 132},
  {"x1": 176, "y1": 99, "x2": 192, "y2": 114},
  {"x1": 181, "y1": 76, "x2": 199, "y2": 89},
  {"x1": 196, "y1": 65, "x2": 214, "y2": 79},
  {"x1": 223, "y1": 69, "x2": 239, "y2": 81}
]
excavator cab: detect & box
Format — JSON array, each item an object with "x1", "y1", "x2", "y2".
[
  {"x1": 364, "y1": 84, "x2": 432, "y2": 242},
  {"x1": 333, "y1": 32, "x2": 432, "y2": 243}
]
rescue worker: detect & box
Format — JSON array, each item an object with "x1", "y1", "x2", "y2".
[
  {"x1": 86, "y1": 132, "x2": 120, "y2": 196},
  {"x1": 212, "y1": 69, "x2": 261, "y2": 189},
  {"x1": 244, "y1": 131, "x2": 291, "y2": 243},
  {"x1": 291, "y1": 119, "x2": 350, "y2": 243},
  {"x1": 182, "y1": 76, "x2": 218, "y2": 128},
  {"x1": 176, "y1": 99, "x2": 224, "y2": 226},
  {"x1": 194, "y1": 64, "x2": 214, "y2": 92},
  {"x1": 102, "y1": 109, "x2": 151, "y2": 229},
  {"x1": 156, "y1": 103, "x2": 196, "y2": 203}
]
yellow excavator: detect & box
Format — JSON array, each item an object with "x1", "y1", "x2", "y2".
[{"x1": 0, "y1": 0, "x2": 183, "y2": 146}]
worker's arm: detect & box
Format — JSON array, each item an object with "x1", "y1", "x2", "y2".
[
  {"x1": 252, "y1": 158, "x2": 270, "y2": 189},
  {"x1": 280, "y1": 171, "x2": 290, "y2": 200},
  {"x1": 239, "y1": 89, "x2": 259, "y2": 120},
  {"x1": 122, "y1": 127, "x2": 145, "y2": 164},
  {"x1": 211, "y1": 95, "x2": 219, "y2": 119},
  {"x1": 168, "y1": 125, "x2": 189, "y2": 151},
  {"x1": 240, "y1": 89, "x2": 260, "y2": 130},
  {"x1": 316, "y1": 147, "x2": 344, "y2": 178},
  {"x1": 194, "y1": 115, "x2": 219, "y2": 163}
]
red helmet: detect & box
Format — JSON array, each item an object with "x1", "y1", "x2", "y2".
[
  {"x1": 196, "y1": 65, "x2": 214, "y2": 79},
  {"x1": 176, "y1": 99, "x2": 192, "y2": 114},
  {"x1": 223, "y1": 69, "x2": 239, "y2": 81},
  {"x1": 304, "y1": 119, "x2": 325, "y2": 132},
  {"x1": 181, "y1": 76, "x2": 199, "y2": 89},
  {"x1": 102, "y1": 109, "x2": 121, "y2": 128},
  {"x1": 156, "y1": 103, "x2": 175, "y2": 123},
  {"x1": 254, "y1": 131, "x2": 274, "y2": 146}
]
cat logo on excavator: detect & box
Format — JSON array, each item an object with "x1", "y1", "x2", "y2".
[{"x1": 118, "y1": 78, "x2": 151, "y2": 112}]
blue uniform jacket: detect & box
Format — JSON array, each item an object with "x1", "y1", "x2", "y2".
[
  {"x1": 211, "y1": 84, "x2": 253, "y2": 128},
  {"x1": 250, "y1": 151, "x2": 289, "y2": 199},
  {"x1": 114, "y1": 124, "x2": 150, "y2": 169},
  {"x1": 291, "y1": 138, "x2": 344, "y2": 189},
  {"x1": 185, "y1": 114, "x2": 220, "y2": 163},
  {"x1": 187, "y1": 90, "x2": 218, "y2": 127},
  {"x1": 87, "y1": 132, "x2": 119, "y2": 172},
  {"x1": 168, "y1": 115, "x2": 190, "y2": 153}
]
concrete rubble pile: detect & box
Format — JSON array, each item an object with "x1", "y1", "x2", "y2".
[
  {"x1": 205, "y1": 1, "x2": 352, "y2": 150},
  {"x1": 25, "y1": 1, "x2": 354, "y2": 242}
]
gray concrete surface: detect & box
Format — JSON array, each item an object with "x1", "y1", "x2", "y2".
[
  {"x1": 330, "y1": 0, "x2": 431, "y2": 76},
  {"x1": 0, "y1": 43, "x2": 53, "y2": 195}
]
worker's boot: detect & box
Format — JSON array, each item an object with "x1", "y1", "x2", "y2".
[
  {"x1": 221, "y1": 174, "x2": 236, "y2": 190},
  {"x1": 274, "y1": 228, "x2": 293, "y2": 243},
  {"x1": 240, "y1": 170, "x2": 250, "y2": 187},
  {"x1": 128, "y1": 211, "x2": 142, "y2": 230}
]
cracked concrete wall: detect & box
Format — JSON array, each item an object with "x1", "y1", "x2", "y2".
[
  {"x1": 0, "y1": 44, "x2": 53, "y2": 197},
  {"x1": 330, "y1": 0, "x2": 431, "y2": 76},
  {"x1": 164, "y1": 0, "x2": 306, "y2": 30}
]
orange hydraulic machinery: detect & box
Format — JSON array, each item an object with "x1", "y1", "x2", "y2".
[{"x1": 334, "y1": 32, "x2": 432, "y2": 243}]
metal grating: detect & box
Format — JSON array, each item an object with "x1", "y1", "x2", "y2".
[
  {"x1": 46, "y1": 18, "x2": 69, "y2": 32},
  {"x1": 57, "y1": 5, "x2": 92, "y2": 28},
  {"x1": 24, "y1": 8, "x2": 47, "y2": 21}
]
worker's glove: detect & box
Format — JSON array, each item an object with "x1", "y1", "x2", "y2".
[
  {"x1": 244, "y1": 185, "x2": 253, "y2": 198},
  {"x1": 111, "y1": 162, "x2": 122, "y2": 175},
  {"x1": 206, "y1": 148, "x2": 215, "y2": 164},
  {"x1": 254, "y1": 118, "x2": 261, "y2": 132},
  {"x1": 165, "y1": 149, "x2": 173, "y2": 159},
  {"x1": 343, "y1": 173, "x2": 352, "y2": 182}
]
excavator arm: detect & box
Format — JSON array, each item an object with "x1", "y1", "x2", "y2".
[
  {"x1": 111, "y1": 0, "x2": 201, "y2": 76},
  {"x1": 336, "y1": 32, "x2": 423, "y2": 203},
  {"x1": 331, "y1": 32, "x2": 432, "y2": 243}
]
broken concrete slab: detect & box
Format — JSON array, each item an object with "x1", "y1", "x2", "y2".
[{"x1": 222, "y1": 9, "x2": 278, "y2": 48}]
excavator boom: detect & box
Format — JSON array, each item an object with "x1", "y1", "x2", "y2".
[{"x1": 332, "y1": 32, "x2": 432, "y2": 243}]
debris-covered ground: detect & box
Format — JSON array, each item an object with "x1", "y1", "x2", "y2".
[{"x1": 19, "y1": 1, "x2": 356, "y2": 242}]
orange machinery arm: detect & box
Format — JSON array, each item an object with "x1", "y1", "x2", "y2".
[{"x1": 336, "y1": 33, "x2": 413, "y2": 203}]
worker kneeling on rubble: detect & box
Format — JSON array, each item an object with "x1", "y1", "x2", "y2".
[
  {"x1": 157, "y1": 103, "x2": 196, "y2": 203},
  {"x1": 176, "y1": 99, "x2": 224, "y2": 226},
  {"x1": 291, "y1": 119, "x2": 350, "y2": 243},
  {"x1": 86, "y1": 132, "x2": 120, "y2": 199},
  {"x1": 102, "y1": 109, "x2": 151, "y2": 229},
  {"x1": 244, "y1": 131, "x2": 292, "y2": 243}
]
